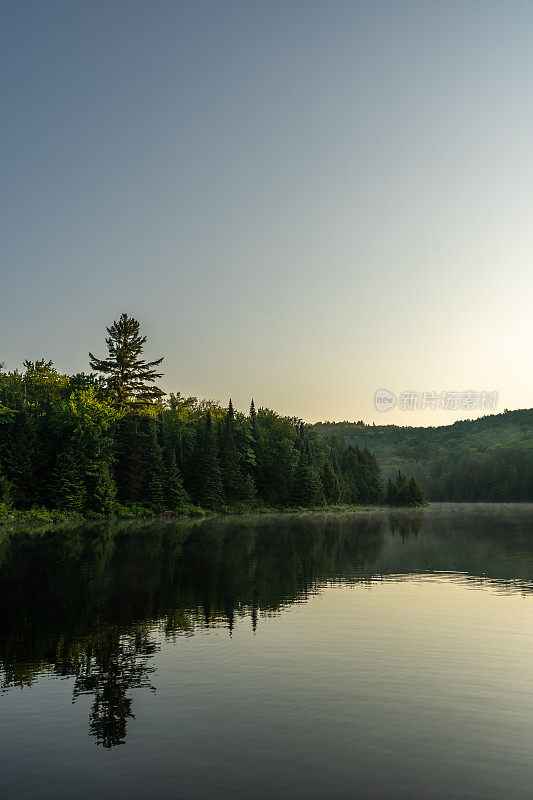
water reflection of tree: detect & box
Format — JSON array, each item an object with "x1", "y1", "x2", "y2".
[
  {"x1": 63, "y1": 629, "x2": 157, "y2": 749},
  {"x1": 387, "y1": 510, "x2": 426, "y2": 540},
  {"x1": 12, "y1": 507, "x2": 533, "y2": 748}
]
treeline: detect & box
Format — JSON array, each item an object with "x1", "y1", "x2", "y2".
[
  {"x1": 0, "y1": 315, "x2": 406, "y2": 515},
  {"x1": 0, "y1": 367, "x2": 384, "y2": 514},
  {"x1": 314, "y1": 410, "x2": 533, "y2": 502}
]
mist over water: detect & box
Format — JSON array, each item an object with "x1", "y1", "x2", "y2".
[{"x1": 1, "y1": 504, "x2": 533, "y2": 799}]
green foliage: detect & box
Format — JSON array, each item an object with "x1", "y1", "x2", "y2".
[
  {"x1": 385, "y1": 471, "x2": 426, "y2": 507},
  {"x1": 407, "y1": 475, "x2": 426, "y2": 506},
  {"x1": 52, "y1": 448, "x2": 87, "y2": 512},
  {"x1": 89, "y1": 313, "x2": 164, "y2": 409},
  {"x1": 291, "y1": 450, "x2": 325, "y2": 507},
  {"x1": 314, "y1": 410, "x2": 533, "y2": 502},
  {"x1": 321, "y1": 460, "x2": 340, "y2": 504},
  {"x1": 93, "y1": 463, "x2": 117, "y2": 514},
  {"x1": 146, "y1": 417, "x2": 165, "y2": 510},
  {"x1": 191, "y1": 412, "x2": 224, "y2": 508},
  {"x1": 0, "y1": 353, "x2": 385, "y2": 515},
  {"x1": 0, "y1": 502, "x2": 12, "y2": 517},
  {"x1": 0, "y1": 466, "x2": 13, "y2": 508},
  {"x1": 165, "y1": 450, "x2": 190, "y2": 509},
  {"x1": 219, "y1": 399, "x2": 254, "y2": 502},
  {"x1": 1, "y1": 410, "x2": 37, "y2": 508}
]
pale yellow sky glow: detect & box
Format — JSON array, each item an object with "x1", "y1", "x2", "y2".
[{"x1": 2, "y1": 3, "x2": 532, "y2": 425}]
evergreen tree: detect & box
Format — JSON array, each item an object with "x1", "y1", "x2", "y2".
[
  {"x1": 291, "y1": 450, "x2": 324, "y2": 507},
  {"x1": 248, "y1": 398, "x2": 262, "y2": 494},
  {"x1": 0, "y1": 466, "x2": 12, "y2": 509},
  {"x1": 145, "y1": 417, "x2": 165, "y2": 510},
  {"x1": 249, "y1": 399, "x2": 257, "y2": 427},
  {"x1": 191, "y1": 412, "x2": 223, "y2": 508},
  {"x1": 113, "y1": 413, "x2": 147, "y2": 503},
  {"x1": 0, "y1": 352, "x2": 410, "y2": 513},
  {"x1": 406, "y1": 475, "x2": 426, "y2": 506},
  {"x1": 339, "y1": 445, "x2": 361, "y2": 504},
  {"x1": 385, "y1": 471, "x2": 425, "y2": 506},
  {"x1": 321, "y1": 460, "x2": 340, "y2": 504},
  {"x1": 89, "y1": 314, "x2": 164, "y2": 408},
  {"x1": 93, "y1": 463, "x2": 117, "y2": 514},
  {"x1": 357, "y1": 447, "x2": 384, "y2": 504},
  {"x1": 3, "y1": 410, "x2": 37, "y2": 508},
  {"x1": 52, "y1": 448, "x2": 87, "y2": 512},
  {"x1": 394, "y1": 470, "x2": 408, "y2": 505},
  {"x1": 165, "y1": 449, "x2": 190, "y2": 509},
  {"x1": 220, "y1": 399, "x2": 248, "y2": 503}
]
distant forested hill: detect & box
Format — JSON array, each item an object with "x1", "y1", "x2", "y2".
[{"x1": 314, "y1": 410, "x2": 533, "y2": 502}]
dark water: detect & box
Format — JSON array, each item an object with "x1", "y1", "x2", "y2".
[{"x1": 1, "y1": 504, "x2": 533, "y2": 799}]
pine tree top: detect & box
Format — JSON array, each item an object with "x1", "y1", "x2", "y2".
[{"x1": 89, "y1": 313, "x2": 164, "y2": 409}]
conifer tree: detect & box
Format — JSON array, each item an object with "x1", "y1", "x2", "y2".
[
  {"x1": 357, "y1": 447, "x2": 384, "y2": 504},
  {"x1": 291, "y1": 450, "x2": 324, "y2": 507},
  {"x1": 191, "y1": 411, "x2": 223, "y2": 508},
  {"x1": 339, "y1": 445, "x2": 361, "y2": 504},
  {"x1": 0, "y1": 466, "x2": 12, "y2": 509},
  {"x1": 166, "y1": 449, "x2": 190, "y2": 509},
  {"x1": 89, "y1": 314, "x2": 164, "y2": 409},
  {"x1": 248, "y1": 398, "x2": 262, "y2": 494},
  {"x1": 388, "y1": 470, "x2": 425, "y2": 506},
  {"x1": 93, "y1": 463, "x2": 117, "y2": 514},
  {"x1": 321, "y1": 460, "x2": 340, "y2": 504},
  {"x1": 113, "y1": 413, "x2": 146, "y2": 503},
  {"x1": 220, "y1": 399, "x2": 247, "y2": 503},
  {"x1": 52, "y1": 448, "x2": 87, "y2": 512},
  {"x1": 394, "y1": 470, "x2": 408, "y2": 505},
  {"x1": 145, "y1": 417, "x2": 165, "y2": 510},
  {"x1": 406, "y1": 475, "x2": 426, "y2": 506},
  {"x1": 3, "y1": 410, "x2": 37, "y2": 508}
]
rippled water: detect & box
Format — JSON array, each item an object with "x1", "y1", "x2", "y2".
[{"x1": 1, "y1": 504, "x2": 533, "y2": 799}]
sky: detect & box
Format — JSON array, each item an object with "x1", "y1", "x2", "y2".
[{"x1": 1, "y1": 0, "x2": 532, "y2": 425}]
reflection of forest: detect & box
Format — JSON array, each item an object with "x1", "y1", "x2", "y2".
[{"x1": 1, "y1": 506, "x2": 532, "y2": 747}]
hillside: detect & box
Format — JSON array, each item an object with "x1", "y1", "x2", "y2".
[{"x1": 314, "y1": 410, "x2": 533, "y2": 502}]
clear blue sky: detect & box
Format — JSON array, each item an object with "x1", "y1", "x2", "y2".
[{"x1": 1, "y1": 1, "x2": 532, "y2": 424}]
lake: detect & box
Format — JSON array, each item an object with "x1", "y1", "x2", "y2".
[{"x1": 1, "y1": 504, "x2": 533, "y2": 799}]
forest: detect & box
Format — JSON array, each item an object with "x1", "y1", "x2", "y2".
[
  {"x1": 0, "y1": 315, "x2": 424, "y2": 519},
  {"x1": 314, "y1": 410, "x2": 533, "y2": 502}
]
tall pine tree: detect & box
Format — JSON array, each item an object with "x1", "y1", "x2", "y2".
[
  {"x1": 291, "y1": 449, "x2": 324, "y2": 507},
  {"x1": 145, "y1": 417, "x2": 165, "y2": 510},
  {"x1": 220, "y1": 400, "x2": 248, "y2": 503},
  {"x1": 93, "y1": 462, "x2": 117, "y2": 514},
  {"x1": 52, "y1": 447, "x2": 87, "y2": 512},
  {"x1": 191, "y1": 412, "x2": 223, "y2": 508},
  {"x1": 89, "y1": 314, "x2": 164, "y2": 409},
  {"x1": 3, "y1": 410, "x2": 37, "y2": 509},
  {"x1": 321, "y1": 460, "x2": 340, "y2": 504},
  {"x1": 165, "y1": 449, "x2": 190, "y2": 509}
]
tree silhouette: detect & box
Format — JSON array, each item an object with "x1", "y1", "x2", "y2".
[
  {"x1": 73, "y1": 631, "x2": 156, "y2": 749},
  {"x1": 89, "y1": 313, "x2": 164, "y2": 408}
]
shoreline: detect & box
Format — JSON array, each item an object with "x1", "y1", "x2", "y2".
[{"x1": 0, "y1": 502, "x2": 429, "y2": 530}]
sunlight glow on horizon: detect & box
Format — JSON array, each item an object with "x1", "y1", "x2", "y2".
[{"x1": 1, "y1": 1, "x2": 532, "y2": 425}]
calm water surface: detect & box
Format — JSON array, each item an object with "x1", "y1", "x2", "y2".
[{"x1": 1, "y1": 503, "x2": 533, "y2": 799}]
